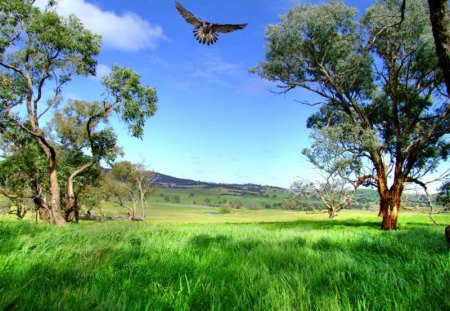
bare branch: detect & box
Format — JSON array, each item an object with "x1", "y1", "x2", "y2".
[{"x1": 405, "y1": 177, "x2": 438, "y2": 225}]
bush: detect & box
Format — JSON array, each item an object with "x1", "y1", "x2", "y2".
[{"x1": 219, "y1": 207, "x2": 232, "y2": 214}]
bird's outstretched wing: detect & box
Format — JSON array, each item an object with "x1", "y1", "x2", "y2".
[
  {"x1": 176, "y1": 0, "x2": 203, "y2": 28},
  {"x1": 212, "y1": 23, "x2": 248, "y2": 33}
]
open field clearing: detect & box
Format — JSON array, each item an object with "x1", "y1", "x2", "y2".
[{"x1": 0, "y1": 209, "x2": 449, "y2": 310}]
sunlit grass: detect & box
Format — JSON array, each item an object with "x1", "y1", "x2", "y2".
[{"x1": 0, "y1": 209, "x2": 449, "y2": 310}]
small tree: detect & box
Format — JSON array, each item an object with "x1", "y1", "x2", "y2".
[
  {"x1": 107, "y1": 161, "x2": 155, "y2": 220},
  {"x1": 233, "y1": 198, "x2": 243, "y2": 209},
  {"x1": 292, "y1": 175, "x2": 354, "y2": 219},
  {"x1": 134, "y1": 162, "x2": 156, "y2": 220}
]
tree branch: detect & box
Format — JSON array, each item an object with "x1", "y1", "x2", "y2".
[{"x1": 405, "y1": 177, "x2": 438, "y2": 225}]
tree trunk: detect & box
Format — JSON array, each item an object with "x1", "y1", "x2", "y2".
[
  {"x1": 34, "y1": 135, "x2": 66, "y2": 224},
  {"x1": 48, "y1": 164, "x2": 66, "y2": 225},
  {"x1": 140, "y1": 193, "x2": 146, "y2": 220},
  {"x1": 328, "y1": 210, "x2": 337, "y2": 219},
  {"x1": 64, "y1": 161, "x2": 94, "y2": 222},
  {"x1": 33, "y1": 194, "x2": 51, "y2": 222},
  {"x1": 427, "y1": 0, "x2": 450, "y2": 97},
  {"x1": 379, "y1": 186, "x2": 402, "y2": 230}
]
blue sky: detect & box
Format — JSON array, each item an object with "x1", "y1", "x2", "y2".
[{"x1": 33, "y1": 0, "x2": 447, "y2": 190}]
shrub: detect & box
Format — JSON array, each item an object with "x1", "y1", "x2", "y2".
[{"x1": 219, "y1": 207, "x2": 232, "y2": 214}]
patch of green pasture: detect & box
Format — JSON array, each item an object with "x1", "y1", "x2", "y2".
[{"x1": 148, "y1": 187, "x2": 291, "y2": 208}]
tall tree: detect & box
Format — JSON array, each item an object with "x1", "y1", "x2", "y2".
[
  {"x1": 252, "y1": 0, "x2": 449, "y2": 230},
  {"x1": 1, "y1": 2, "x2": 158, "y2": 224},
  {"x1": 1, "y1": 0, "x2": 100, "y2": 224}
]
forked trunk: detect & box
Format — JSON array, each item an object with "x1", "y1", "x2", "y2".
[
  {"x1": 64, "y1": 162, "x2": 94, "y2": 222},
  {"x1": 64, "y1": 194, "x2": 80, "y2": 223},
  {"x1": 64, "y1": 197, "x2": 75, "y2": 222},
  {"x1": 379, "y1": 185, "x2": 402, "y2": 230},
  {"x1": 34, "y1": 135, "x2": 66, "y2": 224}
]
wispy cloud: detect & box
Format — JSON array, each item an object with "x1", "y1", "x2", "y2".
[
  {"x1": 235, "y1": 77, "x2": 275, "y2": 96},
  {"x1": 164, "y1": 51, "x2": 244, "y2": 92},
  {"x1": 95, "y1": 63, "x2": 112, "y2": 80},
  {"x1": 181, "y1": 50, "x2": 244, "y2": 88},
  {"x1": 192, "y1": 52, "x2": 240, "y2": 79},
  {"x1": 35, "y1": 0, "x2": 165, "y2": 52}
]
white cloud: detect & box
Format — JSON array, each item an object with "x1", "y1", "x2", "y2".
[
  {"x1": 35, "y1": 0, "x2": 165, "y2": 51},
  {"x1": 94, "y1": 63, "x2": 112, "y2": 80}
]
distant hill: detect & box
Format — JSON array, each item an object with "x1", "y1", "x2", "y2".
[
  {"x1": 153, "y1": 172, "x2": 287, "y2": 196},
  {"x1": 108, "y1": 170, "x2": 439, "y2": 207}
]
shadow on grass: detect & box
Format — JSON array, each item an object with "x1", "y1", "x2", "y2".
[
  {"x1": 253, "y1": 218, "x2": 381, "y2": 231},
  {"x1": 234, "y1": 216, "x2": 446, "y2": 232}
]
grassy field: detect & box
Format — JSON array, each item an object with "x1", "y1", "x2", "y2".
[
  {"x1": 147, "y1": 187, "x2": 293, "y2": 210},
  {"x1": 0, "y1": 208, "x2": 449, "y2": 310}
]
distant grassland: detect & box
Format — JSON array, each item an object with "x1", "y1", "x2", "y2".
[
  {"x1": 147, "y1": 187, "x2": 293, "y2": 209},
  {"x1": 0, "y1": 209, "x2": 449, "y2": 310}
]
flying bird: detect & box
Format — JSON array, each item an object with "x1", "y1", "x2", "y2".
[{"x1": 176, "y1": 0, "x2": 248, "y2": 45}]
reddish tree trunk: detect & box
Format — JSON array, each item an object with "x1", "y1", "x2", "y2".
[
  {"x1": 33, "y1": 134, "x2": 65, "y2": 224},
  {"x1": 379, "y1": 185, "x2": 403, "y2": 230}
]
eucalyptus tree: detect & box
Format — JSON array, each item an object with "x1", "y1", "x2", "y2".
[
  {"x1": 0, "y1": 1, "x2": 158, "y2": 223},
  {"x1": 252, "y1": 0, "x2": 449, "y2": 230},
  {"x1": 53, "y1": 66, "x2": 158, "y2": 222}
]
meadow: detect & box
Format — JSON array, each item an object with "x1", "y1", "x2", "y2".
[{"x1": 0, "y1": 207, "x2": 449, "y2": 311}]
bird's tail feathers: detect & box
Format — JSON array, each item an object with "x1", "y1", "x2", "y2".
[{"x1": 193, "y1": 29, "x2": 218, "y2": 45}]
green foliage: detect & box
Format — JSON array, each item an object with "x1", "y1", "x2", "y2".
[
  {"x1": 0, "y1": 138, "x2": 48, "y2": 195},
  {"x1": 0, "y1": 214, "x2": 448, "y2": 310},
  {"x1": 53, "y1": 99, "x2": 121, "y2": 165},
  {"x1": 251, "y1": 0, "x2": 373, "y2": 99},
  {"x1": 102, "y1": 66, "x2": 158, "y2": 139}
]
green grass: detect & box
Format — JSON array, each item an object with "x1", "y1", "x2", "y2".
[{"x1": 0, "y1": 210, "x2": 449, "y2": 310}]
